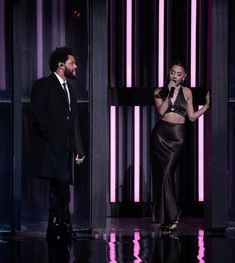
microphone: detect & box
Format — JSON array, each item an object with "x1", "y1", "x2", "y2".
[
  {"x1": 169, "y1": 80, "x2": 175, "y2": 98},
  {"x1": 169, "y1": 86, "x2": 175, "y2": 98}
]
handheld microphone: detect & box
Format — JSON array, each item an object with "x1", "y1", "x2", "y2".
[
  {"x1": 169, "y1": 80, "x2": 176, "y2": 98},
  {"x1": 169, "y1": 87, "x2": 175, "y2": 98}
]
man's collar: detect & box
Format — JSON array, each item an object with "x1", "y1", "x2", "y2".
[{"x1": 54, "y1": 72, "x2": 66, "y2": 85}]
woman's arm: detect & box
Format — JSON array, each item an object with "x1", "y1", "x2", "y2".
[
  {"x1": 154, "y1": 89, "x2": 170, "y2": 117},
  {"x1": 185, "y1": 88, "x2": 210, "y2": 122}
]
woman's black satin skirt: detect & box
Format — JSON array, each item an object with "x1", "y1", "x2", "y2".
[{"x1": 150, "y1": 120, "x2": 186, "y2": 224}]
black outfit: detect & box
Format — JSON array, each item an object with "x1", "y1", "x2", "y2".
[
  {"x1": 151, "y1": 87, "x2": 187, "y2": 225},
  {"x1": 30, "y1": 73, "x2": 84, "y2": 239}
]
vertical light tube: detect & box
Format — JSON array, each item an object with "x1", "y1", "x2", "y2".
[
  {"x1": 191, "y1": 0, "x2": 197, "y2": 88},
  {"x1": 197, "y1": 229, "x2": 205, "y2": 263},
  {"x1": 69, "y1": 184, "x2": 74, "y2": 214},
  {"x1": 134, "y1": 106, "x2": 140, "y2": 202},
  {"x1": 59, "y1": 0, "x2": 65, "y2": 45},
  {"x1": 155, "y1": 0, "x2": 165, "y2": 204},
  {"x1": 133, "y1": 231, "x2": 141, "y2": 263},
  {"x1": 191, "y1": 0, "x2": 204, "y2": 201},
  {"x1": 109, "y1": 232, "x2": 117, "y2": 263},
  {"x1": 52, "y1": 0, "x2": 57, "y2": 48},
  {"x1": 126, "y1": 0, "x2": 140, "y2": 202},
  {"x1": 52, "y1": 0, "x2": 66, "y2": 47},
  {"x1": 118, "y1": 108, "x2": 124, "y2": 201},
  {"x1": 198, "y1": 106, "x2": 204, "y2": 201},
  {"x1": 126, "y1": 0, "x2": 132, "y2": 87},
  {"x1": 158, "y1": 0, "x2": 165, "y2": 87},
  {"x1": 37, "y1": 0, "x2": 43, "y2": 78},
  {"x1": 110, "y1": 0, "x2": 131, "y2": 204},
  {"x1": 110, "y1": 106, "x2": 116, "y2": 203}
]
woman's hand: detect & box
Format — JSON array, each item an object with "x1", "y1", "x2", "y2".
[
  {"x1": 75, "y1": 153, "x2": 85, "y2": 165},
  {"x1": 205, "y1": 91, "x2": 210, "y2": 107},
  {"x1": 185, "y1": 87, "x2": 209, "y2": 122},
  {"x1": 168, "y1": 80, "x2": 176, "y2": 90}
]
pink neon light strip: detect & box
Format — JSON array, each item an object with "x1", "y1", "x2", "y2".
[
  {"x1": 134, "y1": 106, "x2": 140, "y2": 202},
  {"x1": 197, "y1": 230, "x2": 205, "y2": 263},
  {"x1": 126, "y1": 0, "x2": 140, "y2": 202},
  {"x1": 190, "y1": 0, "x2": 204, "y2": 201},
  {"x1": 133, "y1": 231, "x2": 142, "y2": 263},
  {"x1": 110, "y1": 106, "x2": 116, "y2": 203},
  {"x1": 109, "y1": 232, "x2": 117, "y2": 263},
  {"x1": 126, "y1": 0, "x2": 132, "y2": 87},
  {"x1": 158, "y1": 0, "x2": 164, "y2": 87},
  {"x1": 198, "y1": 106, "x2": 204, "y2": 201},
  {"x1": 37, "y1": 0, "x2": 43, "y2": 78},
  {"x1": 190, "y1": 0, "x2": 197, "y2": 87}
]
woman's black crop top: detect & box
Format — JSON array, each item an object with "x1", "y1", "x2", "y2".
[{"x1": 165, "y1": 87, "x2": 187, "y2": 117}]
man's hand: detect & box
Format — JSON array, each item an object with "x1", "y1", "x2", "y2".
[{"x1": 75, "y1": 153, "x2": 85, "y2": 165}]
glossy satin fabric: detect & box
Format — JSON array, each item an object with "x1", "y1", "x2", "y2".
[
  {"x1": 165, "y1": 87, "x2": 187, "y2": 118},
  {"x1": 151, "y1": 120, "x2": 186, "y2": 224}
]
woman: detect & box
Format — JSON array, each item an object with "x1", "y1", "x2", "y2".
[{"x1": 150, "y1": 61, "x2": 210, "y2": 231}]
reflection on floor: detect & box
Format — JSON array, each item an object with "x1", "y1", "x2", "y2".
[{"x1": 1, "y1": 217, "x2": 235, "y2": 262}]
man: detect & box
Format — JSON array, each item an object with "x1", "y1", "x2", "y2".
[{"x1": 30, "y1": 47, "x2": 85, "y2": 241}]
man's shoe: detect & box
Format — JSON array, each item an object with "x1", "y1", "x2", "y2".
[
  {"x1": 46, "y1": 216, "x2": 62, "y2": 241},
  {"x1": 62, "y1": 222, "x2": 77, "y2": 241}
]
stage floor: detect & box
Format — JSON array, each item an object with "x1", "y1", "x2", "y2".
[{"x1": 1, "y1": 217, "x2": 235, "y2": 262}]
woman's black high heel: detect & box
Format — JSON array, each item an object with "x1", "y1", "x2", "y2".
[
  {"x1": 159, "y1": 211, "x2": 181, "y2": 233},
  {"x1": 168, "y1": 211, "x2": 181, "y2": 231},
  {"x1": 168, "y1": 222, "x2": 178, "y2": 231}
]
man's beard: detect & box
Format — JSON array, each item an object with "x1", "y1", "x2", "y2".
[{"x1": 64, "y1": 67, "x2": 76, "y2": 79}]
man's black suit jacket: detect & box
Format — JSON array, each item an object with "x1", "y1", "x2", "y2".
[{"x1": 30, "y1": 73, "x2": 83, "y2": 183}]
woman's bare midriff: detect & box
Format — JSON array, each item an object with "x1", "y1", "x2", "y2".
[{"x1": 162, "y1": 112, "x2": 185, "y2": 124}]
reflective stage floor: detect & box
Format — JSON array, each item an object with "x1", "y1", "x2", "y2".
[{"x1": 1, "y1": 217, "x2": 235, "y2": 262}]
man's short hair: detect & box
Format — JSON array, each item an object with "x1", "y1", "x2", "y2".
[{"x1": 49, "y1": 47, "x2": 74, "y2": 72}]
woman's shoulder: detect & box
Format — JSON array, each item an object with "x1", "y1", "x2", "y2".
[
  {"x1": 182, "y1": 86, "x2": 192, "y2": 95},
  {"x1": 153, "y1": 87, "x2": 162, "y2": 95},
  {"x1": 181, "y1": 87, "x2": 193, "y2": 102}
]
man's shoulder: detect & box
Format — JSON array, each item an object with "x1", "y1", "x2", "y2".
[
  {"x1": 32, "y1": 75, "x2": 57, "y2": 96},
  {"x1": 34, "y1": 74, "x2": 55, "y2": 84},
  {"x1": 33, "y1": 74, "x2": 60, "y2": 89}
]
